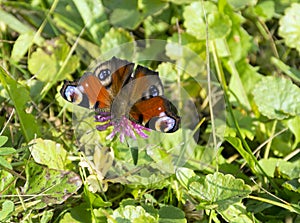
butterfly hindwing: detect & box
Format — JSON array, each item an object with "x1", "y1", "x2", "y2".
[{"x1": 129, "y1": 96, "x2": 180, "y2": 133}]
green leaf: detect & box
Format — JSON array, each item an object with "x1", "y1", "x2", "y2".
[
  {"x1": 279, "y1": 3, "x2": 300, "y2": 53},
  {"x1": 0, "y1": 200, "x2": 14, "y2": 222},
  {"x1": 11, "y1": 31, "x2": 36, "y2": 62},
  {"x1": 0, "y1": 66, "x2": 40, "y2": 142},
  {"x1": 0, "y1": 136, "x2": 8, "y2": 147},
  {"x1": 183, "y1": 2, "x2": 231, "y2": 40},
  {"x1": 100, "y1": 28, "x2": 134, "y2": 58},
  {"x1": 188, "y1": 172, "x2": 252, "y2": 211},
  {"x1": 103, "y1": 0, "x2": 142, "y2": 29},
  {"x1": 286, "y1": 116, "x2": 300, "y2": 148},
  {"x1": 253, "y1": 1, "x2": 275, "y2": 21},
  {"x1": 158, "y1": 206, "x2": 186, "y2": 223},
  {"x1": 112, "y1": 205, "x2": 157, "y2": 222},
  {"x1": 140, "y1": 0, "x2": 169, "y2": 18},
  {"x1": 219, "y1": 203, "x2": 257, "y2": 223},
  {"x1": 176, "y1": 167, "x2": 196, "y2": 190},
  {"x1": 253, "y1": 76, "x2": 300, "y2": 120},
  {"x1": 24, "y1": 162, "x2": 82, "y2": 210},
  {"x1": 0, "y1": 9, "x2": 31, "y2": 33},
  {"x1": 0, "y1": 156, "x2": 12, "y2": 170},
  {"x1": 227, "y1": 0, "x2": 256, "y2": 10},
  {"x1": 259, "y1": 158, "x2": 300, "y2": 179},
  {"x1": 225, "y1": 137, "x2": 256, "y2": 172},
  {"x1": 28, "y1": 38, "x2": 80, "y2": 83},
  {"x1": 72, "y1": 0, "x2": 109, "y2": 44},
  {"x1": 282, "y1": 179, "x2": 300, "y2": 193},
  {"x1": 29, "y1": 138, "x2": 71, "y2": 170},
  {"x1": 0, "y1": 147, "x2": 16, "y2": 155}
]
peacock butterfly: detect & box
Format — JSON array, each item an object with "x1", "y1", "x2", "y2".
[{"x1": 60, "y1": 57, "x2": 180, "y2": 137}]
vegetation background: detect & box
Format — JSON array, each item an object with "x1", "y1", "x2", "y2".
[{"x1": 0, "y1": 0, "x2": 300, "y2": 222}]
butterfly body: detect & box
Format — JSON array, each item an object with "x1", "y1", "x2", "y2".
[{"x1": 60, "y1": 57, "x2": 180, "y2": 133}]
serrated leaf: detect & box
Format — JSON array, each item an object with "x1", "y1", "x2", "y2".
[
  {"x1": 0, "y1": 66, "x2": 40, "y2": 142},
  {"x1": 28, "y1": 48, "x2": 57, "y2": 82},
  {"x1": 28, "y1": 38, "x2": 80, "y2": 83},
  {"x1": 183, "y1": 2, "x2": 231, "y2": 40},
  {"x1": 29, "y1": 138, "x2": 70, "y2": 170},
  {"x1": 279, "y1": 3, "x2": 300, "y2": 53},
  {"x1": 24, "y1": 162, "x2": 82, "y2": 210},
  {"x1": 253, "y1": 76, "x2": 300, "y2": 120},
  {"x1": 188, "y1": 172, "x2": 252, "y2": 211}
]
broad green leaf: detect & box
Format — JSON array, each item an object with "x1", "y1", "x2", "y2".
[
  {"x1": 60, "y1": 203, "x2": 91, "y2": 223},
  {"x1": 253, "y1": 1, "x2": 275, "y2": 21},
  {"x1": 0, "y1": 156, "x2": 12, "y2": 169},
  {"x1": 11, "y1": 31, "x2": 35, "y2": 62},
  {"x1": 0, "y1": 171, "x2": 14, "y2": 193},
  {"x1": 183, "y1": 2, "x2": 231, "y2": 40},
  {"x1": 0, "y1": 9, "x2": 31, "y2": 33},
  {"x1": 0, "y1": 136, "x2": 8, "y2": 147},
  {"x1": 188, "y1": 172, "x2": 252, "y2": 211},
  {"x1": 227, "y1": 0, "x2": 256, "y2": 10},
  {"x1": 100, "y1": 28, "x2": 134, "y2": 58},
  {"x1": 279, "y1": 3, "x2": 300, "y2": 54},
  {"x1": 253, "y1": 76, "x2": 300, "y2": 120},
  {"x1": 0, "y1": 66, "x2": 40, "y2": 142},
  {"x1": 140, "y1": 0, "x2": 169, "y2": 18},
  {"x1": 0, "y1": 200, "x2": 14, "y2": 222},
  {"x1": 158, "y1": 206, "x2": 186, "y2": 223},
  {"x1": 29, "y1": 138, "x2": 71, "y2": 170},
  {"x1": 28, "y1": 38, "x2": 80, "y2": 83},
  {"x1": 40, "y1": 211, "x2": 53, "y2": 223},
  {"x1": 24, "y1": 162, "x2": 82, "y2": 210},
  {"x1": 0, "y1": 147, "x2": 16, "y2": 155},
  {"x1": 258, "y1": 158, "x2": 300, "y2": 179},
  {"x1": 111, "y1": 205, "x2": 157, "y2": 222}
]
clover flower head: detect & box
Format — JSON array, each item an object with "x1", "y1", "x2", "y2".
[{"x1": 95, "y1": 111, "x2": 150, "y2": 143}]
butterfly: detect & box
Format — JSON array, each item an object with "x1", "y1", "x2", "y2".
[{"x1": 60, "y1": 57, "x2": 180, "y2": 134}]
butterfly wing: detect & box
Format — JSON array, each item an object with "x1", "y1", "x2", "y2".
[
  {"x1": 60, "y1": 74, "x2": 112, "y2": 110},
  {"x1": 129, "y1": 96, "x2": 180, "y2": 133},
  {"x1": 93, "y1": 56, "x2": 134, "y2": 97}
]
